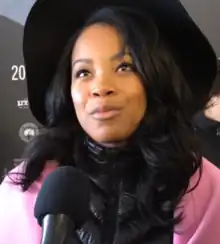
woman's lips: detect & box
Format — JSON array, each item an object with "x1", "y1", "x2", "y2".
[
  {"x1": 90, "y1": 106, "x2": 122, "y2": 120},
  {"x1": 92, "y1": 109, "x2": 121, "y2": 120}
]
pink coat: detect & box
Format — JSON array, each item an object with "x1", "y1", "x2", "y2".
[{"x1": 0, "y1": 158, "x2": 220, "y2": 244}]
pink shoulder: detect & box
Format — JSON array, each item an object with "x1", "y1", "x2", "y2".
[
  {"x1": 0, "y1": 161, "x2": 58, "y2": 243},
  {"x1": 174, "y1": 158, "x2": 220, "y2": 241}
]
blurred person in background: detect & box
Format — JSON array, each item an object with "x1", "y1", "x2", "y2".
[{"x1": 194, "y1": 62, "x2": 220, "y2": 167}]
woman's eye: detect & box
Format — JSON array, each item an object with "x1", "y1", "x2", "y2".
[
  {"x1": 75, "y1": 69, "x2": 91, "y2": 78},
  {"x1": 117, "y1": 63, "x2": 134, "y2": 72}
]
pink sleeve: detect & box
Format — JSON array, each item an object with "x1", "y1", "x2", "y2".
[
  {"x1": 174, "y1": 159, "x2": 220, "y2": 244},
  {"x1": 0, "y1": 162, "x2": 58, "y2": 244}
]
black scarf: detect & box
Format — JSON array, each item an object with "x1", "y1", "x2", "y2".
[{"x1": 73, "y1": 137, "x2": 173, "y2": 244}]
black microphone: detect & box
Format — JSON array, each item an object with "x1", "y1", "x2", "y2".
[{"x1": 34, "y1": 166, "x2": 90, "y2": 244}]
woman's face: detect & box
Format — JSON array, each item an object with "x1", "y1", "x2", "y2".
[{"x1": 71, "y1": 24, "x2": 146, "y2": 145}]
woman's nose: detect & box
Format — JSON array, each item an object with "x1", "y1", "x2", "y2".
[{"x1": 91, "y1": 87, "x2": 116, "y2": 97}]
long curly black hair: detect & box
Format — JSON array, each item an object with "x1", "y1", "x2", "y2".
[{"x1": 13, "y1": 6, "x2": 201, "y2": 233}]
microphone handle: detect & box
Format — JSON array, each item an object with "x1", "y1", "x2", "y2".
[{"x1": 41, "y1": 214, "x2": 74, "y2": 244}]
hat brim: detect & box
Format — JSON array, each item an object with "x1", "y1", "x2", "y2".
[{"x1": 23, "y1": 0, "x2": 217, "y2": 125}]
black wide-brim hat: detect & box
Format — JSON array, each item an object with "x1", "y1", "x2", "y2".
[{"x1": 23, "y1": 0, "x2": 217, "y2": 125}]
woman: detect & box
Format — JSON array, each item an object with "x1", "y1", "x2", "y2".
[
  {"x1": 194, "y1": 70, "x2": 220, "y2": 167},
  {"x1": 0, "y1": 0, "x2": 219, "y2": 243}
]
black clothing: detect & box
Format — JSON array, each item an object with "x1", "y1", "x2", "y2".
[
  {"x1": 70, "y1": 138, "x2": 173, "y2": 244},
  {"x1": 194, "y1": 112, "x2": 220, "y2": 167}
]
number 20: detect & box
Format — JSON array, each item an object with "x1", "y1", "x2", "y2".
[{"x1": 11, "y1": 65, "x2": 26, "y2": 81}]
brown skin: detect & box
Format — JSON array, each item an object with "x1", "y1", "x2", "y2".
[{"x1": 71, "y1": 24, "x2": 146, "y2": 146}]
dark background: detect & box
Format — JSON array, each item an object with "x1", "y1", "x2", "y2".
[{"x1": 0, "y1": 0, "x2": 219, "y2": 177}]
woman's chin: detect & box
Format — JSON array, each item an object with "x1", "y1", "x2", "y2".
[{"x1": 84, "y1": 124, "x2": 138, "y2": 147}]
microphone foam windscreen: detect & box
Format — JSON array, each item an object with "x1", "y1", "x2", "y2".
[{"x1": 34, "y1": 166, "x2": 90, "y2": 228}]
